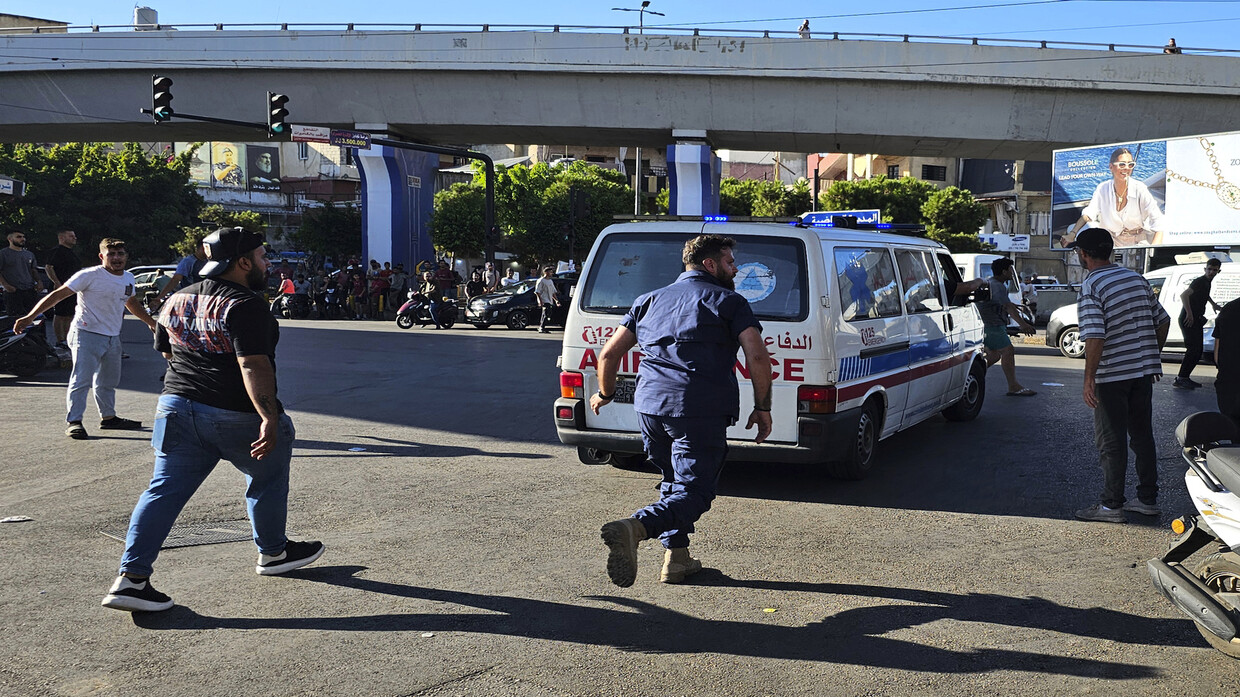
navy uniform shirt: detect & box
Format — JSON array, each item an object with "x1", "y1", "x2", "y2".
[{"x1": 621, "y1": 270, "x2": 762, "y2": 419}]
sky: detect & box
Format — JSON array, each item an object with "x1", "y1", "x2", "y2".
[{"x1": 6, "y1": 1, "x2": 1240, "y2": 53}]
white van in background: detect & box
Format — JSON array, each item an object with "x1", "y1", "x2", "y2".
[
  {"x1": 554, "y1": 219, "x2": 989, "y2": 480},
  {"x1": 951, "y1": 252, "x2": 1033, "y2": 329}
]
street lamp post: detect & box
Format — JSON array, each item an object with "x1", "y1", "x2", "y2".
[
  {"x1": 612, "y1": 2, "x2": 665, "y2": 215},
  {"x1": 611, "y1": 1, "x2": 663, "y2": 35}
]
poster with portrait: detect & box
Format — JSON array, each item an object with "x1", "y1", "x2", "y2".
[
  {"x1": 1052, "y1": 131, "x2": 1240, "y2": 250},
  {"x1": 1050, "y1": 140, "x2": 1166, "y2": 250},
  {"x1": 246, "y1": 145, "x2": 281, "y2": 192},
  {"x1": 175, "y1": 142, "x2": 211, "y2": 185},
  {"x1": 210, "y1": 142, "x2": 247, "y2": 189}
]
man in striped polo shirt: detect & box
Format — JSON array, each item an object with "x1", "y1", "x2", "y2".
[{"x1": 1070, "y1": 228, "x2": 1170, "y2": 523}]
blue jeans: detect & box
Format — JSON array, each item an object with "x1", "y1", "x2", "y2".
[
  {"x1": 633, "y1": 413, "x2": 731, "y2": 549},
  {"x1": 66, "y1": 328, "x2": 122, "y2": 423},
  {"x1": 119, "y1": 394, "x2": 295, "y2": 577}
]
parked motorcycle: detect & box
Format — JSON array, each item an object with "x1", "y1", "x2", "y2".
[
  {"x1": 1147, "y1": 411, "x2": 1240, "y2": 658},
  {"x1": 318, "y1": 287, "x2": 344, "y2": 319},
  {"x1": 395, "y1": 291, "x2": 457, "y2": 329},
  {"x1": 270, "y1": 294, "x2": 312, "y2": 320},
  {"x1": 0, "y1": 316, "x2": 52, "y2": 378}
]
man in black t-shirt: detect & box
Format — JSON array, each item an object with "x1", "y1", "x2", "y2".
[
  {"x1": 102, "y1": 228, "x2": 324, "y2": 614},
  {"x1": 1175, "y1": 258, "x2": 1223, "y2": 389},
  {"x1": 43, "y1": 230, "x2": 83, "y2": 347},
  {"x1": 1213, "y1": 298, "x2": 1240, "y2": 426}
]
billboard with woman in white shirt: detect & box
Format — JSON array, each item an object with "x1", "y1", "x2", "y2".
[{"x1": 1052, "y1": 132, "x2": 1240, "y2": 249}]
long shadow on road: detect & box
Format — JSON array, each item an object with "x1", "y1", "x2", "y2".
[
  {"x1": 293, "y1": 435, "x2": 552, "y2": 460},
  {"x1": 134, "y1": 564, "x2": 1172, "y2": 678}
]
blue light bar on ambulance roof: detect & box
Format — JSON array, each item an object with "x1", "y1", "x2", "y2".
[
  {"x1": 876, "y1": 223, "x2": 891, "y2": 229},
  {"x1": 703, "y1": 215, "x2": 729, "y2": 223}
]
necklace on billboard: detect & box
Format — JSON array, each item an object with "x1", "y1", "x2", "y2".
[{"x1": 1166, "y1": 137, "x2": 1240, "y2": 210}]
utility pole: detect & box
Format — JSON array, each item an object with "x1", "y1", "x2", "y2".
[{"x1": 613, "y1": 2, "x2": 663, "y2": 216}]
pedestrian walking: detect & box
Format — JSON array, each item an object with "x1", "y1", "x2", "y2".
[
  {"x1": 592, "y1": 234, "x2": 773, "y2": 586},
  {"x1": 14, "y1": 238, "x2": 156, "y2": 439},
  {"x1": 1069, "y1": 228, "x2": 1170, "y2": 523},
  {"x1": 43, "y1": 230, "x2": 83, "y2": 349},
  {"x1": 798, "y1": 19, "x2": 811, "y2": 39},
  {"x1": 0, "y1": 230, "x2": 43, "y2": 317},
  {"x1": 535, "y1": 266, "x2": 560, "y2": 333},
  {"x1": 1174, "y1": 257, "x2": 1222, "y2": 389},
  {"x1": 151, "y1": 234, "x2": 207, "y2": 310},
  {"x1": 979, "y1": 258, "x2": 1037, "y2": 396},
  {"x1": 101, "y1": 228, "x2": 323, "y2": 613}
]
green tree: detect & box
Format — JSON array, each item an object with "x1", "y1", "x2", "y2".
[
  {"x1": 430, "y1": 182, "x2": 487, "y2": 258},
  {"x1": 719, "y1": 178, "x2": 759, "y2": 216},
  {"x1": 0, "y1": 142, "x2": 204, "y2": 263},
  {"x1": 284, "y1": 202, "x2": 362, "y2": 265},
  {"x1": 818, "y1": 175, "x2": 939, "y2": 224},
  {"x1": 437, "y1": 161, "x2": 633, "y2": 266},
  {"x1": 921, "y1": 187, "x2": 993, "y2": 253},
  {"x1": 171, "y1": 204, "x2": 266, "y2": 257}
]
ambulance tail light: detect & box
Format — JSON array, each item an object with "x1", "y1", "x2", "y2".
[
  {"x1": 560, "y1": 371, "x2": 585, "y2": 399},
  {"x1": 797, "y1": 385, "x2": 837, "y2": 414}
]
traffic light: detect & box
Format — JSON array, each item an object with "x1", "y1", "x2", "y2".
[
  {"x1": 151, "y1": 75, "x2": 173, "y2": 123},
  {"x1": 266, "y1": 92, "x2": 289, "y2": 138}
]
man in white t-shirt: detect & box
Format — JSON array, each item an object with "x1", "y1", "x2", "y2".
[{"x1": 15, "y1": 238, "x2": 158, "y2": 440}]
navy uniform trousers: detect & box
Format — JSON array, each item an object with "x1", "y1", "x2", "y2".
[{"x1": 632, "y1": 413, "x2": 731, "y2": 549}]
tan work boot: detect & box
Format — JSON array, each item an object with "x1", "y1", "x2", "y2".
[
  {"x1": 659, "y1": 547, "x2": 702, "y2": 583},
  {"x1": 600, "y1": 518, "x2": 648, "y2": 587}
]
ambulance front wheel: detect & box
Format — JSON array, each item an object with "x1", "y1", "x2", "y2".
[
  {"x1": 828, "y1": 400, "x2": 880, "y2": 480},
  {"x1": 942, "y1": 360, "x2": 987, "y2": 422}
]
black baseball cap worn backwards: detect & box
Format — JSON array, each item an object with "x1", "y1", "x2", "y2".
[
  {"x1": 199, "y1": 227, "x2": 266, "y2": 278},
  {"x1": 1066, "y1": 227, "x2": 1113, "y2": 256}
]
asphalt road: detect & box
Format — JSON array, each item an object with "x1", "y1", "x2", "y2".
[{"x1": 2, "y1": 318, "x2": 1238, "y2": 696}]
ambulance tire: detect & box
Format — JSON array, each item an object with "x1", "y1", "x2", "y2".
[
  {"x1": 942, "y1": 360, "x2": 987, "y2": 422},
  {"x1": 608, "y1": 453, "x2": 655, "y2": 472},
  {"x1": 828, "y1": 400, "x2": 881, "y2": 480}
]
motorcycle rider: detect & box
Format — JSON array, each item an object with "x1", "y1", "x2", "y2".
[{"x1": 416, "y1": 270, "x2": 445, "y2": 329}]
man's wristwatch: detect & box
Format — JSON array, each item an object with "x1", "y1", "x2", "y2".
[{"x1": 596, "y1": 390, "x2": 614, "y2": 401}]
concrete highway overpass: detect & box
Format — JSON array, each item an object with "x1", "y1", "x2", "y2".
[{"x1": 1, "y1": 26, "x2": 1238, "y2": 159}]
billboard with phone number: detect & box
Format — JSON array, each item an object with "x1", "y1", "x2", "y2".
[{"x1": 1051, "y1": 131, "x2": 1240, "y2": 250}]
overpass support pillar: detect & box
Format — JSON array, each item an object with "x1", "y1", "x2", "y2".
[
  {"x1": 667, "y1": 134, "x2": 721, "y2": 216},
  {"x1": 356, "y1": 144, "x2": 438, "y2": 270}
]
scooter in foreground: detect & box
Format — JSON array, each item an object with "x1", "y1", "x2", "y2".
[
  {"x1": 395, "y1": 291, "x2": 457, "y2": 330},
  {"x1": 1147, "y1": 411, "x2": 1240, "y2": 658}
]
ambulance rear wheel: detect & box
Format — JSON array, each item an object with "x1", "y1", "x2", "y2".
[
  {"x1": 609, "y1": 453, "x2": 654, "y2": 472},
  {"x1": 942, "y1": 360, "x2": 986, "y2": 422},
  {"x1": 828, "y1": 401, "x2": 880, "y2": 480}
]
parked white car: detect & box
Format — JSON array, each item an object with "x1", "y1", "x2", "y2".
[{"x1": 1045, "y1": 262, "x2": 1240, "y2": 359}]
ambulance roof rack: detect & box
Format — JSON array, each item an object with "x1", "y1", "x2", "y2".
[
  {"x1": 613, "y1": 215, "x2": 799, "y2": 223},
  {"x1": 612, "y1": 214, "x2": 925, "y2": 234}
]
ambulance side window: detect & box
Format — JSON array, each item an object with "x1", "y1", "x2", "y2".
[
  {"x1": 896, "y1": 250, "x2": 943, "y2": 314},
  {"x1": 835, "y1": 247, "x2": 902, "y2": 322}
]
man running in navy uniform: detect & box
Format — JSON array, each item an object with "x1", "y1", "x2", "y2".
[{"x1": 591, "y1": 234, "x2": 773, "y2": 586}]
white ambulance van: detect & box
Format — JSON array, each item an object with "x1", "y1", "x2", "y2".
[{"x1": 553, "y1": 219, "x2": 988, "y2": 479}]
